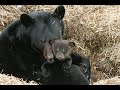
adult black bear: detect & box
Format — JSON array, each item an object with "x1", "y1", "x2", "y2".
[{"x1": 0, "y1": 5, "x2": 65, "y2": 81}]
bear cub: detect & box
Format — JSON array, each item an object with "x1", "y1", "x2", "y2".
[{"x1": 41, "y1": 40, "x2": 75, "y2": 78}]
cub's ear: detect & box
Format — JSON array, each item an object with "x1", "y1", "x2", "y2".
[
  {"x1": 69, "y1": 42, "x2": 76, "y2": 47},
  {"x1": 52, "y1": 5, "x2": 65, "y2": 19},
  {"x1": 20, "y1": 13, "x2": 34, "y2": 27}
]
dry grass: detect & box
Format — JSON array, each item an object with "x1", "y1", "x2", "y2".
[
  {"x1": 0, "y1": 5, "x2": 120, "y2": 84},
  {"x1": 0, "y1": 74, "x2": 38, "y2": 85},
  {"x1": 96, "y1": 43, "x2": 120, "y2": 78},
  {"x1": 93, "y1": 76, "x2": 120, "y2": 85}
]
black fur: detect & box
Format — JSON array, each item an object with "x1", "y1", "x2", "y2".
[
  {"x1": 0, "y1": 5, "x2": 65, "y2": 82},
  {"x1": 40, "y1": 62, "x2": 89, "y2": 85}
]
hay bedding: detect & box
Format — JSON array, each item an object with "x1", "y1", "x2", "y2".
[
  {"x1": 93, "y1": 76, "x2": 120, "y2": 85},
  {"x1": 0, "y1": 5, "x2": 120, "y2": 85},
  {"x1": 0, "y1": 74, "x2": 38, "y2": 85}
]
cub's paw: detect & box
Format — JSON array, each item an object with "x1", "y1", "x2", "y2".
[
  {"x1": 62, "y1": 62, "x2": 71, "y2": 70},
  {"x1": 42, "y1": 69, "x2": 51, "y2": 78}
]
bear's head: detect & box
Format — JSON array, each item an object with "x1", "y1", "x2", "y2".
[{"x1": 7, "y1": 5, "x2": 65, "y2": 63}]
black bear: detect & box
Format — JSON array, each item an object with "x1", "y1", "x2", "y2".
[
  {"x1": 0, "y1": 5, "x2": 91, "y2": 84},
  {"x1": 71, "y1": 53, "x2": 91, "y2": 82},
  {"x1": 0, "y1": 5, "x2": 65, "y2": 81},
  {"x1": 80, "y1": 57, "x2": 91, "y2": 82},
  {"x1": 51, "y1": 39, "x2": 75, "y2": 68},
  {"x1": 41, "y1": 39, "x2": 76, "y2": 78},
  {"x1": 38, "y1": 61, "x2": 90, "y2": 85}
]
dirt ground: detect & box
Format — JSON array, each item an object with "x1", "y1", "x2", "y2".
[{"x1": 0, "y1": 5, "x2": 120, "y2": 85}]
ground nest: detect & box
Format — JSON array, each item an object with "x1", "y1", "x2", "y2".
[{"x1": 0, "y1": 5, "x2": 120, "y2": 85}]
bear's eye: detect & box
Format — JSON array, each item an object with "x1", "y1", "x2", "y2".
[
  {"x1": 40, "y1": 40, "x2": 45, "y2": 43},
  {"x1": 49, "y1": 40, "x2": 54, "y2": 45}
]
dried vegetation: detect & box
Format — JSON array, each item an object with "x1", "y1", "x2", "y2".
[{"x1": 0, "y1": 5, "x2": 120, "y2": 85}]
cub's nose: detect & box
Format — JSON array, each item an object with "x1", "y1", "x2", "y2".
[
  {"x1": 57, "y1": 56, "x2": 63, "y2": 60},
  {"x1": 56, "y1": 53, "x2": 65, "y2": 61},
  {"x1": 47, "y1": 57, "x2": 54, "y2": 64}
]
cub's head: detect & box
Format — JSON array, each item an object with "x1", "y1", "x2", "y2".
[{"x1": 51, "y1": 40, "x2": 75, "y2": 61}]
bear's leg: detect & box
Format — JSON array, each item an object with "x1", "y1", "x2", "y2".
[
  {"x1": 62, "y1": 57, "x2": 72, "y2": 70},
  {"x1": 41, "y1": 61, "x2": 51, "y2": 78}
]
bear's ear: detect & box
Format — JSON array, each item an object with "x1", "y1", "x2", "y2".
[
  {"x1": 69, "y1": 42, "x2": 76, "y2": 47},
  {"x1": 20, "y1": 14, "x2": 34, "y2": 27},
  {"x1": 52, "y1": 5, "x2": 65, "y2": 19}
]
